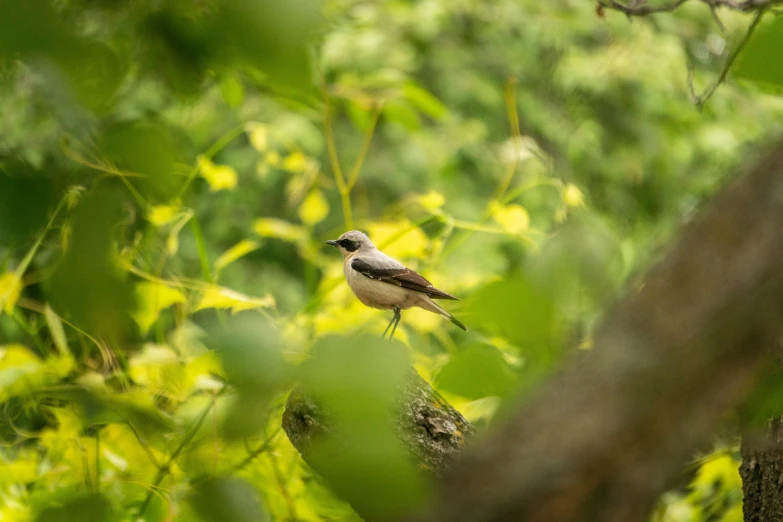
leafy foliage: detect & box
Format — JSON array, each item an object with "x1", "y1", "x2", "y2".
[{"x1": 0, "y1": 0, "x2": 782, "y2": 520}]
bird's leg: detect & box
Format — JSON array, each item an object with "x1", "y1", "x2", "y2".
[
  {"x1": 388, "y1": 306, "x2": 402, "y2": 341},
  {"x1": 381, "y1": 312, "x2": 396, "y2": 339}
]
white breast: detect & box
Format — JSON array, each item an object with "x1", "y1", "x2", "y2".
[{"x1": 344, "y1": 260, "x2": 414, "y2": 310}]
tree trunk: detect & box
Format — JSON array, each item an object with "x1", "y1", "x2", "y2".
[
  {"x1": 412, "y1": 141, "x2": 783, "y2": 522},
  {"x1": 741, "y1": 417, "x2": 783, "y2": 522},
  {"x1": 282, "y1": 368, "x2": 475, "y2": 515}
]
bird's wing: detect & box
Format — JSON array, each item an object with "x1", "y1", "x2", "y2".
[{"x1": 350, "y1": 257, "x2": 459, "y2": 300}]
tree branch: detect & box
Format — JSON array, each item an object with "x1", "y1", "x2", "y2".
[
  {"x1": 599, "y1": 0, "x2": 782, "y2": 15},
  {"x1": 598, "y1": 0, "x2": 690, "y2": 16},
  {"x1": 415, "y1": 139, "x2": 783, "y2": 522},
  {"x1": 283, "y1": 369, "x2": 475, "y2": 479},
  {"x1": 740, "y1": 417, "x2": 783, "y2": 522}
]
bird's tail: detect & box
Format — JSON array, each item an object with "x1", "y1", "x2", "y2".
[
  {"x1": 448, "y1": 314, "x2": 468, "y2": 332},
  {"x1": 421, "y1": 297, "x2": 467, "y2": 332}
]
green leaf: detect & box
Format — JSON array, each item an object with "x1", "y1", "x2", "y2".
[
  {"x1": 0, "y1": 167, "x2": 58, "y2": 247},
  {"x1": 435, "y1": 344, "x2": 517, "y2": 400},
  {"x1": 41, "y1": 386, "x2": 170, "y2": 434},
  {"x1": 214, "y1": 0, "x2": 322, "y2": 89},
  {"x1": 100, "y1": 121, "x2": 180, "y2": 201},
  {"x1": 300, "y1": 335, "x2": 429, "y2": 518},
  {"x1": 132, "y1": 282, "x2": 186, "y2": 336},
  {"x1": 465, "y1": 276, "x2": 561, "y2": 349},
  {"x1": 36, "y1": 495, "x2": 114, "y2": 522},
  {"x1": 188, "y1": 476, "x2": 267, "y2": 522},
  {"x1": 403, "y1": 81, "x2": 448, "y2": 120},
  {"x1": 219, "y1": 72, "x2": 245, "y2": 108},
  {"x1": 529, "y1": 213, "x2": 623, "y2": 306},
  {"x1": 205, "y1": 315, "x2": 292, "y2": 439},
  {"x1": 383, "y1": 100, "x2": 421, "y2": 131},
  {"x1": 46, "y1": 189, "x2": 136, "y2": 338},
  {"x1": 735, "y1": 16, "x2": 783, "y2": 88}
]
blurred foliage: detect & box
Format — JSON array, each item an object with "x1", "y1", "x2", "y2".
[{"x1": 0, "y1": 0, "x2": 782, "y2": 520}]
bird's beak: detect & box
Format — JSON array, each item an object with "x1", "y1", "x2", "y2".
[{"x1": 325, "y1": 240, "x2": 339, "y2": 247}]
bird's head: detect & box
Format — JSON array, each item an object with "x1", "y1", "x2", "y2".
[{"x1": 325, "y1": 230, "x2": 374, "y2": 258}]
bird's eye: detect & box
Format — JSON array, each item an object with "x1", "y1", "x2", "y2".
[{"x1": 339, "y1": 239, "x2": 358, "y2": 251}]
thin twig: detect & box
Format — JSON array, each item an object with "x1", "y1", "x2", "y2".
[
  {"x1": 94, "y1": 430, "x2": 101, "y2": 494},
  {"x1": 136, "y1": 391, "x2": 224, "y2": 517},
  {"x1": 127, "y1": 422, "x2": 162, "y2": 468},
  {"x1": 321, "y1": 76, "x2": 354, "y2": 229},
  {"x1": 690, "y1": 8, "x2": 768, "y2": 109},
  {"x1": 268, "y1": 450, "x2": 298, "y2": 522},
  {"x1": 322, "y1": 78, "x2": 347, "y2": 192},
  {"x1": 231, "y1": 429, "x2": 281, "y2": 472},
  {"x1": 494, "y1": 77, "x2": 523, "y2": 203},
  {"x1": 598, "y1": 0, "x2": 691, "y2": 16},
  {"x1": 707, "y1": 3, "x2": 727, "y2": 31},
  {"x1": 599, "y1": 0, "x2": 781, "y2": 15},
  {"x1": 346, "y1": 104, "x2": 383, "y2": 191}
]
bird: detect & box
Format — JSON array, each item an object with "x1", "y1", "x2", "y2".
[{"x1": 325, "y1": 230, "x2": 467, "y2": 340}]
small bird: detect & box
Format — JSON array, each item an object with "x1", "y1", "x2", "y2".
[{"x1": 326, "y1": 230, "x2": 467, "y2": 340}]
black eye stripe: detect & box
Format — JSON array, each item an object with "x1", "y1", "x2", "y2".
[{"x1": 340, "y1": 239, "x2": 359, "y2": 252}]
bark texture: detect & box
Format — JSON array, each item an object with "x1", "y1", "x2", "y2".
[
  {"x1": 282, "y1": 368, "x2": 475, "y2": 478},
  {"x1": 414, "y1": 140, "x2": 783, "y2": 522},
  {"x1": 741, "y1": 417, "x2": 783, "y2": 522}
]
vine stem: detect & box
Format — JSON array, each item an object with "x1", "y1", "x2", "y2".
[{"x1": 321, "y1": 73, "x2": 383, "y2": 231}]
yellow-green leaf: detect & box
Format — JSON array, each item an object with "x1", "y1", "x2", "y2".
[
  {"x1": 147, "y1": 204, "x2": 180, "y2": 226},
  {"x1": 282, "y1": 152, "x2": 309, "y2": 173},
  {"x1": 253, "y1": 218, "x2": 307, "y2": 243},
  {"x1": 418, "y1": 191, "x2": 445, "y2": 213},
  {"x1": 490, "y1": 202, "x2": 530, "y2": 234},
  {"x1": 264, "y1": 150, "x2": 281, "y2": 167},
  {"x1": 403, "y1": 81, "x2": 448, "y2": 120},
  {"x1": 563, "y1": 183, "x2": 585, "y2": 208},
  {"x1": 299, "y1": 189, "x2": 329, "y2": 226},
  {"x1": 220, "y1": 73, "x2": 245, "y2": 108},
  {"x1": 0, "y1": 272, "x2": 22, "y2": 315},
  {"x1": 198, "y1": 156, "x2": 238, "y2": 192},
  {"x1": 132, "y1": 282, "x2": 186, "y2": 335},
  {"x1": 0, "y1": 345, "x2": 74, "y2": 402},
  {"x1": 245, "y1": 123, "x2": 269, "y2": 152},
  {"x1": 214, "y1": 239, "x2": 261, "y2": 273},
  {"x1": 196, "y1": 285, "x2": 275, "y2": 314},
  {"x1": 165, "y1": 211, "x2": 193, "y2": 257},
  {"x1": 44, "y1": 305, "x2": 69, "y2": 355},
  {"x1": 368, "y1": 220, "x2": 429, "y2": 259}
]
